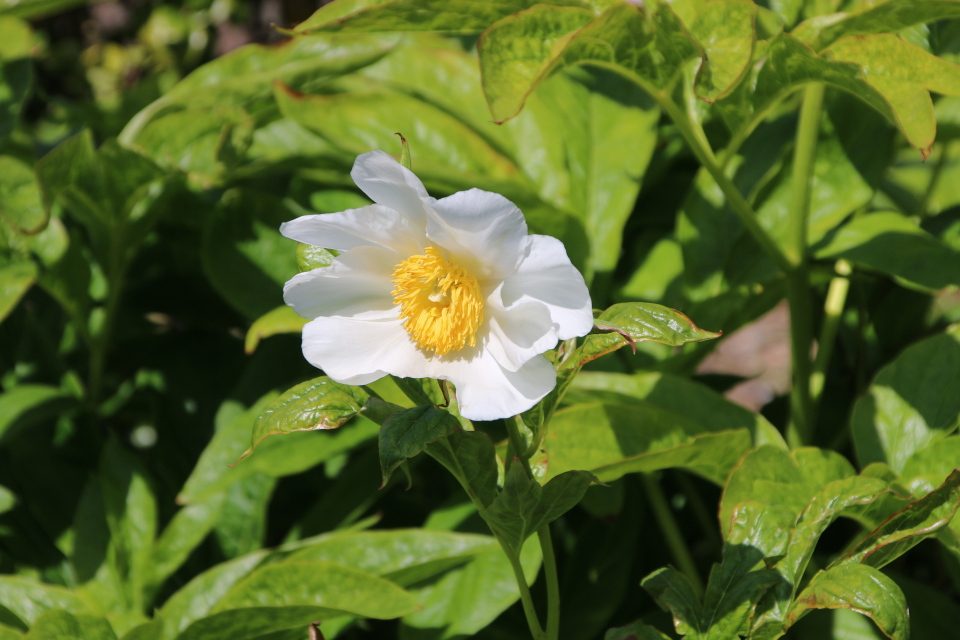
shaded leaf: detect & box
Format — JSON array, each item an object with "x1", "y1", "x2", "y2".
[
  {"x1": 22, "y1": 610, "x2": 115, "y2": 640},
  {"x1": 0, "y1": 261, "x2": 36, "y2": 325},
  {"x1": 0, "y1": 384, "x2": 76, "y2": 444},
  {"x1": 378, "y1": 406, "x2": 461, "y2": 487},
  {"x1": 480, "y1": 463, "x2": 595, "y2": 556},
  {"x1": 0, "y1": 578, "x2": 91, "y2": 627},
  {"x1": 642, "y1": 568, "x2": 703, "y2": 638},
  {"x1": 425, "y1": 430, "x2": 499, "y2": 509},
  {"x1": 851, "y1": 323, "x2": 960, "y2": 471},
  {"x1": 244, "y1": 306, "x2": 308, "y2": 355},
  {"x1": 0, "y1": 17, "x2": 32, "y2": 141}
]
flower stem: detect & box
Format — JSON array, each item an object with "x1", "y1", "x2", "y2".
[
  {"x1": 499, "y1": 533, "x2": 545, "y2": 640},
  {"x1": 810, "y1": 260, "x2": 852, "y2": 408},
  {"x1": 785, "y1": 83, "x2": 825, "y2": 448},
  {"x1": 656, "y1": 93, "x2": 794, "y2": 274},
  {"x1": 641, "y1": 473, "x2": 704, "y2": 598},
  {"x1": 505, "y1": 416, "x2": 560, "y2": 640}
]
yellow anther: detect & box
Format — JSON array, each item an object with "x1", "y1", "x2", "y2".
[{"x1": 391, "y1": 247, "x2": 483, "y2": 355}]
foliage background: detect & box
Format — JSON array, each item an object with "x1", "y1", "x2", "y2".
[{"x1": 2, "y1": 0, "x2": 960, "y2": 638}]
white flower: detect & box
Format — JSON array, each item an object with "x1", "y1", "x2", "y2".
[{"x1": 280, "y1": 151, "x2": 593, "y2": 421}]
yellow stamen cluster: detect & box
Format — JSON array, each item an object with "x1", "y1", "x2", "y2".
[{"x1": 391, "y1": 247, "x2": 483, "y2": 355}]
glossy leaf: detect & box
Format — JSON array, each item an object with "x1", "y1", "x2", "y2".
[
  {"x1": 480, "y1": 3, "x2": 701, "y2": 123},
  {"x1": 425, "y1": 430, "x2": 499, "y2": 509},
  {"x1": 836, "y1": 470, "x2": 960, "y2": 568},
  {"x1": 243, "y1": 306, "x2": 308, "y2": 355},
  {"x1": 241, "y1": 377, "x2": 369, "y2": 462},
  {"x1": 641, "y1": 568, "x2": 704, "y2": 638},
  {"x1": 544, "y1": 402, "x2": 753, "y2": 485},
  {"x1": 480, "y1": 463, "x2": 595, "y2": 556},
  {"x1": 282, "y1": 529, "x2": 495, "y2": 586},
  {"x1": 378, "y1": 406, "x2": 461, "y2": 487},
  {"x1": 851, "y1": 323, "x2": 960, "y2": 471},
  {"x1": 290, "y1": 0, "x2": 604, "y2": 35},
  {"x1": 178, "y1": 394, "x2": 377, "y2": 504},
  {"x1": 690, "y1": 0, "x2": 756, "y2": 102},
  {"x1": 0, "y1": 578, "x2": 91, "y2": 626},
  {"x1": 782, "y1": 564, "x2": 908, "y2": 640},
  {"x1": 814, "y1": 212, "x2": 960, "y2": 291},
  {"x1": 401, "y1": 535, "x2": 542, "y2": 638}
]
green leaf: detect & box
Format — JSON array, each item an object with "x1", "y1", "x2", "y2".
[
  {"x1": 851, "y1": 323, "x2": 960, "y2": 471},
  {"x1": 568, "y1": 371, "x2": 786, "y2": 449},
  {"x1": 147, "y1": 495, "x2": 226, "y2": 596},
  {"x1": 814, "y1": 212, "x2": 960, "y2": 291},
  {"x1": 290, "y1": 0, "x2": 603, "y2": 35},
  {"x1": 479, "y1": 463, "x2": 595, "y2": 556},
  {"x1": 782, "y1": 564, "x2": 908, "y2": 640},
  {"x1": 0, "y1": 578, "x2": 91, "y2": 627},
  {"x1": 401, "y1": 533, "x2": 542, "y2": 638},
  {"x1": 378, "y1": 406, "x2": 461, "y2": 487},
  {"x1": 22, "y1": 611, "x2": 115, "y2": 640},
  {"x1": 243, "y1": 306, "x2": 308, "y2": 355},
  {"x1": 0, "y1": 260, "x2": 36, "y2": 325},
  {"x1": 129, "y1": 106, "x2": 253, "y2": 183},
  {"x1": 836, "y1": 470, "x2": 960, "y2": 569},
  {"x1": 0, "y1": 156, "x2": 46, "y2": 235},
  {"x1": 690, "y1": 0, "x2": 756, "y2": 102},
  {"x1": 295, "y1": 243, "x2": 338, "y2": 273},
  {"x1": 0, "y1": 484, "x2": 14, "y2": 515},
  {"x1": 282, "y1": 529, "x2": 496, "y2": 587},
  {"x1": 241, "y1": 377, "x2": 368, "y2": 462},
  {"x1": 425, "y1": 430, "x2": 499, "y2": 509},
  {"x1": 156, "y1": 551, "x2": 270, "y2": 640},
  {"x1": 209, "y1": 561, "x2": 419, "y2": 618},
  {"x1": 0, "y1": 384, "x2": 76, "y2": 444},
  {"x1": 200, "y1": 189, "x2": 299, "y2": 320},
  {"x1": 0, "y1": 0, "x2": 89, "y2": 19},
  {"x1": 642, "y1": 568, "x2": 704, "y2": 638},
  {"x1": 605, "y1": 620, "x2": 673, "y2": 640},
  {"x1": 796, "y1": 0, "x2": 960, "y2": 51},
  {"x1": 544, "y1": 402, "x2": 753, "y2": 485},
  {"x1": 719, "y1": 445, "x2": 855, "y2": 530},
  {"x1": 178, "y1": 393, "x2": 377, "y2": 504},
  {"x1": 0, "y1": 17, "x2": 32, "y2": 141},
  {"x1": 480, "y1": 3, "x2": 700, "y2": 123}
]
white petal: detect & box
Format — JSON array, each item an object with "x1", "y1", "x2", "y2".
[
  {"x1": 351, "y1": 151, "x2": 433, "y2": 226},
  {"x1": 280, "y1": 204, "x2": 424, "y2": 256},
  {"x1": 483, "y1": 289, "x2": 559, "y2": 372},
  {"x1": 448, "y1": 351, "x2": 557, "y2": 422},
  {"x1": 284, "y1": 246, "x2": 399, "y2": 321},
  {"x1": 427, "y1": 189, "x2": 528, "y2": 280},
  {"x1": 301, "y1": 316, "x2": 431, "y2": 385},
  {"x1": 501, "y1": 235, "x2": 593, "y2": 340}
]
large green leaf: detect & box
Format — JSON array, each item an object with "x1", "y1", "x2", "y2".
[
  {"x1": 178, "y1": 393, "x2": 377, "y2": 504},
  {"x1": 400, "y1": 534, "x2": 542, "y2": 638},
  {"x1": 147, "y1": 496, "x2": 227, "y2": 596},
  {"x1": 851, "y1": 323, "x2": 960, "y2": 471},
  {"x1": 425, "y1": 430, "x2": 499, "y2": 509},
  {"x1": 814, "y1": 212, "x2": 960, "y2": 291},
  {"x1": 244, "y1": 306, "x2": 308, "y2": 355},
  {"x1": 0, "y1": 578, "x2": 91, "y2": 627},
  {"x1": 796, "y1": 0, "x2": 960, "y2": 51},
  {"x1": 241, "y1": 377, "x2": 369, "y2": 463},
  {"x1": 544, "y1": 402, "x2": 752, "y2": 485},
  {"x1": 479, "y1": 463, "x2": 595, "y2": 556},
  {"x1": 378, "y1": 406, "x2": 461, "y2": 487},
  {"x1": 568, "y1": 371, "x2": 786, "y2": 449},
  {"x1": 781, "y1": 564, "x2": 909, "y2": 640},
  {"x1": 289, "y1": 0, "x2": 606, "y2": 35},
  {"x1": 689, "y1": 0, "x2": 756, "y2": 102},
  {"x1": 0, "y1": 17, "x2": 32, "y2": 141},
  {"x1": 21, "y1": 610, "x2": 115, "y2": 640},
  {"x1": 479, "y1": 2, "x2": 701, "y2": 123},
  {"x1": 0, "y1": 260, "x2": 36, "y2": 325},
  {"x1": 0, "y1": 156, "x2": 46, "y2": 235},
  {"x1": 0, "y1": 384, "x2": 76, "y2": 444}
]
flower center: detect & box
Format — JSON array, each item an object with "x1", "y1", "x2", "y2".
[{"x1": 391, "y1": 247, "x2": 483, "y2": 355}]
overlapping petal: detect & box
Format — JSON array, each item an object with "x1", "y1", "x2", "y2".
[{"x1": 284, "y1": 150, "x2": 593, "y2": 421}]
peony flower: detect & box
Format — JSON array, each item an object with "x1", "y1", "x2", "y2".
[{"x1": 280, "y1": 151, "x2": 593, "y2": 421}]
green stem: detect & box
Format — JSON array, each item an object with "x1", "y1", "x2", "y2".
[
  {"x1": 810, "y1": 260, "x2": 852, "y2": 409},
  {"x1": 89, "y1": 255, "x2": 128, "y2": 406},
  {"x1": 785, "y1": 84, "x2": 825, "y2": 448},
  {"x1": 641, "y1": 473, "x2": 704, "y2": 598},
  {"x1": 657, "y1": 94, "x2": 794, "y2": 274},
  {"x1": 500, "y1": 534, "x2": 545, "y2": 640},
  {"x1": 506, "y1": 416, "x2": 560, "y2": 640}
]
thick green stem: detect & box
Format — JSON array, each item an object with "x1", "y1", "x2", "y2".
[
  {"x1": 657, "y1": 94, "x2": 794, "y2": 274},
  {"x1": 810, "y1": 260, "x2": 852, "y2": 410},
  {"x1": 785, "y1": 84, "x2": 825, "y2": 448},
  {"x1": 641, "y1": 473, "x2": 704, "y2": 597}
]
